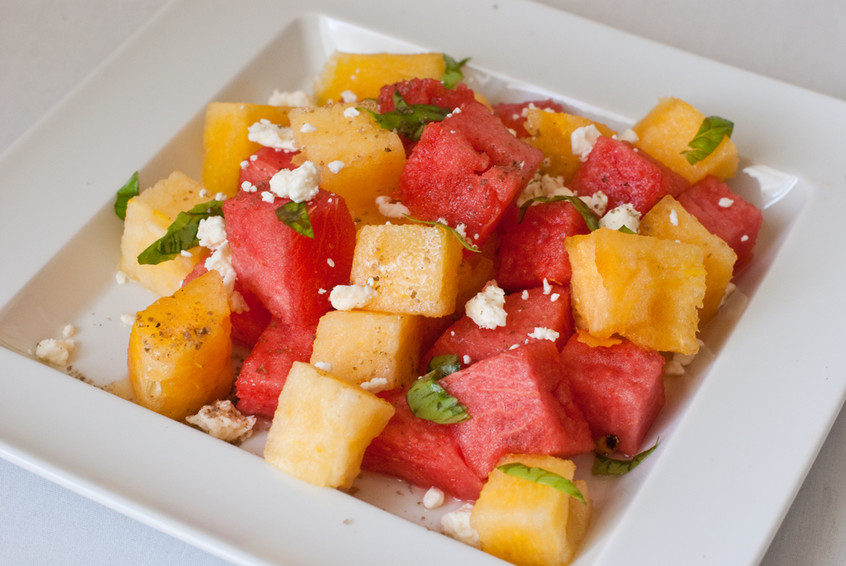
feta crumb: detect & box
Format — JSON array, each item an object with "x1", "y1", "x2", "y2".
[
  {"x1": 517, "y1": 172, "x2": 573, "y2": 207},
  {"x1": 115, "y1": 271, "x2": 128, "y2": 285},
  {"x1": 617, "y1": 128, "x2": 640, "y2": 143},
  {"x1": 327, "y1": 258, "x2": 335, "y2": 267},
  {"x1": 550, "y1": 293, "x2": 560, "y2": 302},
  {"x1": 571, "y1": 124, "x2": 602, "y2": 162},
  {"x1": 521, "y1": 290, "x2": 529, "y2": 300},
  {"x1": 581, "y1": 190, "x2": 609, "y2": 217},
  {"x1": 120, "y1": 313, "x2": 136, "y2": 327},
  {"x1": 422, "y1": 487, "x2": 445, "y2": 509},
  {"x1": 299, "y1": 122, "x2": 318, "y2": 134},
  {"x1": 528, "y1": 327, "x2": 560, "y2": 342},
  {"x1": 62, "y1": 324, "x2": 77, "y2": 339},
  {"x1": 313, "y1": 361, "x2": 333, "y2": 372},
  {"x1": 343, "y1": 106, "x2": 360, "y2": 118},
  {"x1": 340, "y1": 90, "x2": 358, "y2": 103},
  {"x1": 261, "y1": 191, "x2": 276, "y2": 203},
  {"x1": 267, "y1": 89, "x2": 315, "y2": 107},
  {"x1": 317, "y1": 288, "x2": 327, "y2": 295},
  {"x1": 465, "y1": 282, "x2": 507, "y2": 329},
  {"x1": 329, "y1": 284, "x2": 377, "y2": 311},
  {"x1": 360, "y1": 377, "x2": 389, "y2": 393},
  {"x1": 197, "y1": 216, "x2": 243, "y2": 313},
  {"x1": 741, "y1": 234, "x2": 750, "y2": 242},
  {"x1": 241, "y1": 180, "x2": 257, "y2": 192},
  {"x1": 327, "y1": 160, "x2": 345, "y2": 174},
  {"x1": 268, "y1": 161, "x2": 321, "y2": 203},
  {"x1": 180, "y1": 249, "x2": 192, "y2": 258},
  {"x1": 247, "y1": 119, "x2": 297, "y2": 151},
  {"x1": 542, "y1": 278, "x2": 552, "y2": 295},
  {"x1": 669, "y1": 209, "x2": 679, "y2": 226},
  {"x1": 718, "y1": 197, "x2": 735, "y2": 208},
  {"x1": 199, "y1": 188, "x2": 208, "y2": 198},
  {"x1": 600, "y1": 203, "x2": 641, "y2": 232},
  {"x1": 185, "y1": 400, "x2": 256, "y2": 444},
  {"x1": 462, "y1": 354, "x2": 472, "y2": 365},
  {"x1": 441, "y1": 503, "x2": 480, "y2": 548},
  {"x1": 35, "y1": 338, "x2": 75, "y2": 366}
]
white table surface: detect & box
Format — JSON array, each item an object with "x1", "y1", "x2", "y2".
[{"x1": 2, "y1": 1, "x2": 845, "y2": 565}]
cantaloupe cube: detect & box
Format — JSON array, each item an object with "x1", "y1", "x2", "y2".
[
  {"x1": 471, "y1": 454, "x2": 591, "y2": 566},
  {"x1": 290, "y1": 102, "x2": 406, "y2": 225},
  {"x1": 313, "y1": 52, "x2": 446, "y2": 106},
  {"x1": 263, "y1": 362, "x2": 395, "y2": 489},
  {"x1": 309, "y1": 310, "x2": 422, "y2": 390},
  {"x1": 524, "y1": 109, "x2": 615, "y2": 181},
  {"x1": 350, "y1": 224, "x2": 464, "y2": 317},
  {"x1": 640, "y1": 195, "x2": 737, "y2": 325},
  {"x1": 119, "y1": 170, "x2": 207, "y2": 296},
  {"x1": 127, "y1": 270, "x2": 233, "y2": 420},
  {"x1": 565, "y1": 228, "x2": 706, "y2": 355},
  {"x1": 202, "y1": 102, "x2": 293, "y2": 198},
  {"x1": 633, "y1": 97, "x2": 738, "y2": 183}
]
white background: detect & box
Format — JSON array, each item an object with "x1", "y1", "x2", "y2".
[{"x1": 1, "y1": 1, "x2": 845, "y2": 564}]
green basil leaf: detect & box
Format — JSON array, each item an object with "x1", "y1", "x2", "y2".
[
  {"x1": 114, "y1": 171, "x2": 139, "y2": 220},
  {"x1": 402, "y1": 215, "x2": 481, "y2": 253},
  {"x1": 681, "y1": 116, "x2": 734, "y2": 165},
  {"x1": 406, "y1": 372, "x2": 470, "y2": 424},
  {"x1": 592, "y1": 439, "x2": 660, "y2": 476},
  {"x1": 518, "y1": 195, "x2": 600, "y2": 231},
  {"x1": 497, "y1": 462, "x2": 586, "y2": 504},
  {"x1": 275, "y1": 200, "x2": 314, "y2": 238},
  {"x1": 618, "y1": 225, "x2": 637, "y2": 235},
  {"x1": 361, "y1": 91, "x2": 450, "y2": 141},
  {"x1": 136, "y1": 199, "x2": 225, "y2": 265},
  {"x1": 442, "y1": 54, "x2": 470, "y2": 89},
  {"x1": 427, "y1": 354, "x2": 461, "y2": 377}
]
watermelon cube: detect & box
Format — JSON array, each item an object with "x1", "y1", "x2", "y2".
[
  {"x1": 559, "y1": 334, "x2": 666, "y2": 456},
  {"x1": 223, "y1": 188, "x2": 356, "y2": 326},
  {"x1": 377, "y1": 77, "x2": 477, "y2": 113},
  {"x1": 492, "y1": 99, "x2": 565, "y2": 137},
  {"x1": 361, "y1": 388, "x2": 484, "y2": 501},
  {"x1": 234, "y1": 318, "x2": 316, "y2": 418},
  {"x1": 238, "y1": 147, "x2": 298, "y2": 193},
  {"x1": 677, "y1": 174, "x2": 763, "y2": 273},
  {"x1": 570, "y1": 136, "x2": 689, "y2": 214},
  {"x1": 397, "y1": 100, "x2": 544, "y2": 246},
  {"x1": 440, "y1": 341, "x2": 594, "y2": 478},
  {"x1": 495, "y1": 199, "x2": 590, "y2": 291}
]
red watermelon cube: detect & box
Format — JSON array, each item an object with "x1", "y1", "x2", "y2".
[
  {"x1": 377, "y1": 78, "x2": 477, "y2": 113},
  {"x1": 495, "y1": 199, "x2": 590, "y2": 291},
  {"x1": 677, "y1": 174, "x2": 763, "y2": 273},
  {"x1": 570, "y1": 136, "x2": 689, "y2": 214},
  {"x1": 223, "y1": 189, "x2": 356, "y2": 326},
  {"x1": 492, "y1": 99, "x2": 565, "y2": 137},
  {"x1": 234, "y1": 318, "x2": 316, "y2": 418},
  {"x1": 361, "y1": 388, "x2": 484, "y2": 501},
  {"x1": 238, "y1": 147, "x2": 298, "y2": 193},
  {"x1": 440, "y1": 341, "x2": 594, "y2": 478},
  {"x1": 559, "y1": 334, "x2": 666, "y2": 456},
  {"x1": 421, "y1": 284, "x2": 574, "y2": 369},
  {"x1": 397, "y1": 100, "x2": 544, "y2": 246}
]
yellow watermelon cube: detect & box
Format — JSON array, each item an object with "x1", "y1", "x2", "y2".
[{"x1": 524, "y1": 109, "x2": 615, "y2": 181}]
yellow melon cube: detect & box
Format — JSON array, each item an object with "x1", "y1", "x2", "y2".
[
  {"x1": 290, "y1": 102, "x2": 406, "y2": 225},
  {"x1": 471, "y1": 454, "x2": 591, "y2": 566},
  {"x1": 640, "y1": 195, "x2": 737, "y2": 325},
  {"x1": 313, "y1": 52, "x2": 446, "y2": 106},
  {"x1": 633, "y1": 97, "x2": 738, "y2": 183},
  {"x1": 350, "y1": 224, "x2": 464, "y2": 317},
  {"x1": 263, "y1": 362, "x2": 395, "y2": 489},
  {"x1": 524, "y1": 109, "x2": 616, "y2": 181},
  {"x1": 119, "y1": 170, "x2": 207, "y2": 296},
  {"x1": 565, "y1": 228, "x2": 706, "y2": 355},
  {"x1": 127, "y1": 270, "x2": 233, "y2": 421},
  {"x1": 201, "y1": 102, "x2": 293, "y2": 198},
  {"x1": 309, "y1": 310, "x2": 422, "y2": 390}
]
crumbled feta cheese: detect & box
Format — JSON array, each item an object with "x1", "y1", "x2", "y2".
[
  {"x1": 317, "y1": 288, "x2": 327, "y2": 295},
  {"x1": 571, "y1": 124, "x2": 602, "y2": 162},
  {"x1": 465, "y1": 282, "x2": 507, "y2": 329},
  {"x1": 581, "y1": 190, "x2": 609, "y2": 217},
  {"x1": 268, "y1": 161, "x2": 321, "y2": 203},
  {"x1": 375, "y1": 196, "x2": 411, "y2": 218},
  {"x1": 299, "y1": 122, "x2": 318, "y2": 134},
  {"x1": 199, "y1": 188, "x2": 209, "y2": 198},
  {"x1": 360, "y1": 377, "x2": 389, "y2": 393},
  {"x1": 528, "y1": 327, "x2": 559, "y2": 342},
  {"x1": 62, "y1": 324, "x2": 77, "y2": 339},
  {"x1": 517, "y1": 172, "x2": 573, "y2": 206},
  {"x1": 669, "y1": 209, "x2": 679, "y2": 226},
  {"x1": 600, "y1": 203, "x2": 641, "y2": 232},
  {"x1": 327, "y1": 160, "x2": 345, "y2": 174},
  {"x1": 617, "y1": 128, "x2": 640, "y2": 143},
  {"x1": 422, "y1": 487, "x2": 446, "y2": 509},
  {"x1": 115, "y1": 271, "x2": 128, "y2": 285},
  {"x1": 267, "y1": 89, "x2": 315, "y2": 107},
  {"x1": 313, "y1": 361, "x2": 333, "y2": 372},
  {"x1": 521, "y1": 290, "x2": 529, "y2": 300},
  {"x1": 462, "y1": 354, "x2": 472, "y2": 365},
  {"x1": 343, "y1": 106, "x2": 360, "y2": 118},
  {"x1": 261, "y1": 191, "x2": 276, "y2": 203},
  {"x1": 441, "y1": 503, "x2": 480, "y2": 548},
  {"x1": 247, "y1": 119, "x2": 297, "y2": 151},
  {"x1": 740, "y1": 234, "x2": 750, "y2": 242},
  {"x1": 197, "y1": 216, "x2": 227, "y2": 249},
  {"x1": 340, "y1": 90, "x2": 358, "y2": 103},
  {"x1": 197, "y1": 216, "x2": 244, "y2": 313},
  {"x1": 120, "y1": 313, "x2": 136, "y2": 327},
  {"x1": 241, "y1": 181, "x2": 257, "y2": 192},
  {"x1": 329, "y1": 284, "x2": 377, "y2": 311},
  {"x1": 185, "y1": 400, "x2": 256, "y2": 444},
  {"x1": 550, "y1": 293, "x2": 560, "y2": 302},
  {"x1": 542, "y1": 278, "x2": 552, "y2": 295},
  {"x1": 35, "y1": 338, "x2": 75, "y2": 366},
  {"x1": 327, "y1": 258, "x2": 335, "y2": 267},
  {"x1": 180, "y1": 249, "x2": 192, "y2": 258}
]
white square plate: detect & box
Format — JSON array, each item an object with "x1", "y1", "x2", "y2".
[{"x1": 2, "y1": 1, "x2": 845, "y2": 565}]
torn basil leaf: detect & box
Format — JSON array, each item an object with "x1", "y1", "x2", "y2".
[
  {"x1": 442, "y1": 54, "x2": 470, "y2": 89},
  {"x1": 362, "y1": 91, "x2": 450, "y2": 141},
  {"x1": 497, "y1": 462, "x2": 586, "y2": 504},
  {"x1": 518, "y1": 195, "x2": 600, "y2": 231},
  {"x1": 427, "y1": 354, "x2": 461, "y2": 376},
  {"x1": 406, "y1": 371, "x2": 470, "y2": 424},
  {"x1": 402, "y1": 215, "x2": 481, "y2": 253},
  {"x1": 114, "y1": 171, "x2": 139, "y2": 221},
  {"x1": 136, "y1": 199, "x2": 225, "y2": 265},
  {"x1": 681, "y1": 116, "x2": 734, "y2": 165},
  {"x1": 276, "y1": 200, "x2": 314, "y2": 238},
  {"x1": 592, "y1": 439, "x2": 659, "y2": 476}
]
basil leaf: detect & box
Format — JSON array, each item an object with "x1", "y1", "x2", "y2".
[
  {"x1": 362, "y1": 91, "x2": 450, "y2": 141},
  {"x1": 592, "y1": 439, "x2": 659, "y2": 476},
  {"x1": 427, "y1": 354, "x2": 461, "y2": 376},
  {"x1": 275, "y1": 201, "x2": 314, "y2": 238},
  {"x1": 406, "y1": 371, "x2": 470, "y2": 424},
  {"x1": 136, "y1": 200, "x2": 225, "y2": 265},
  {"x1": 681, "y1": 116, "x2": 734, "y2": 165},
  {"x1": 442, "y1": 54, "x2": 470, "y2": 89},
  {"x1": 402, "y1": 215, "x2": 481, "y2": 253},
  {"x1": 618, "y1": 225, "x2": 637, "y2": 235},
  {"x1": 114, "y1": 171, "x2": 139, "y2": 220},
  {"x1": 518, "y1": 195, "x2": 600, "y2": 231},
  {"x1": 497, "y1": 463, "x2": 586, "y2": 504}
]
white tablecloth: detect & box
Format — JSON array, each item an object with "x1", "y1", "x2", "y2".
[{"x1": 2, "y1": 1, "x2": 844, "y2": 564}]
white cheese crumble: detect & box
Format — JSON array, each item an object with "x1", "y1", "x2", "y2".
[
  {"x1": 462, "y1": 354, "x2": 472, "y2": 365},
  {"x1": 441, "y1": 503, "x2": 480, "y2": 548},
  {"x1": 669, "y1": 209, "x2": 679, "y2": 226},
  {"x1": 718, "y1": 197, "x2": 735, "y2": 208},
  {"x1": 528, "y1": 327, "x2": 560, "y2": 342},
  {"x1": 740, "y1": 234, "x2": 749, "y2": 242},
  {"x1": 517, "y1": 172, "x2": 573, "y2": 207},
  {"x1": 313, "y1": 361, "x2": 333, "y2": 372},
  {"x1": 247, "y1": 119, "x2": 297, "y2": 151},
  {"x1": 267, "y1": 89, "x2": 315, "y2": 107},
  {"x1": 115, "y1": 271, "x2": 128, "y2": 285},
  {"x1": 197, "y1": 216, "x2": 245, "y2": 313},
  {"x1": 343, "y1": 106, "x2": 360, "y2": 118},
  {"x1": 521, "y1": 290, "x2": 529, "y2": 300},
  {"x1": 268, "y1": 160, "x2": 321, "y2": 202},
  {"x1": 581, "y1": 190, "x2": 609, "y2": 217},
  {"x1": 185, "y1": 400, "x2": 256, "y2": 444},
  {"x1": 360, "y1": 377, "x2": 389, "y2": 393},
  {"x1": 62, "y1": 324, "x2": 77, "y2": 339},
  {"x1": 422, "y1": 487, "x2": 446, "y2": 509},
  {"x1": 571, "y1": 124, "x2": 602, "y2": 162},
  {"x1": 35, "y1": 338, "x2": 75, "y2": 366},
  {"x1": 120, "y1": 313, "x2": 136, "y2": 327},
  {"x1": 327, "y1": 160, "x2": 345, "y2": 174},
  {"x1": 375, "y1": 196, "x2": 411, "y2": 218},
  {"x1": 340, "y1": 90, "x2": 358, "y2": 103},
  {"x1": 329, "y1": 284, "x2": 377, "y2": 311},
  {"x1": 542, "y1": 278, "x2": 552, "y2": 295},
  {"x1": 327, "y1": 258, "x2": 335, "y2": 267},
  {"x1": 600, "y1": 203, "x2": 641, "y2": 232},
  {"x1": 465, "y1": 282, "x2": 507, "y2": 329},
  {"x1": 617, "y1": 128, "x2": 640, "y2": 143},
  {"x1": 299, "y1": 122, "x2": 318, "y2": 134}
]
